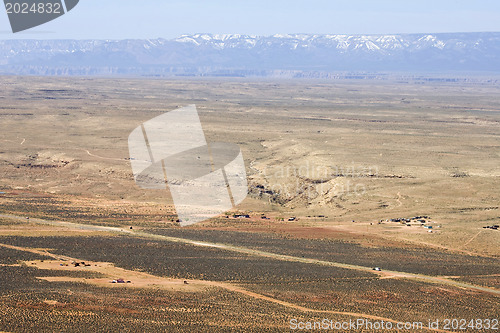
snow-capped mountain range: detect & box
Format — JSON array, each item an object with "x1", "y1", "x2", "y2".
[
  {"x1": 0, "y1": 32, "x2": 499, "y2": 76},
  {"x1": 174, "y1": 33, "x2": 448, "y2": 51}
]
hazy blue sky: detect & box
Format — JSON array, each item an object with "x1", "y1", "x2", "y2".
[{"x1": 1, "y1": 0, "x2": 500, "y2": 39}]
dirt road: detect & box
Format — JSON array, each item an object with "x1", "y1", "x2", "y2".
[
  {"x1": 0, "y1": 241, "x2": 454, "y2": 333},
  {"x1": 0, "y1": 213, "x2": 498, "y2": 297}
]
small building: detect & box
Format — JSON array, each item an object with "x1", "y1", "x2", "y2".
[{"x1": 484, "y1": 225, "x2": 499, "y2": 230}]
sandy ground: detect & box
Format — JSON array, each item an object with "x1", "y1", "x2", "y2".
[
  {"x1": 2, "y1": 242, "x2": 454, "y2": 333},
  {"x1": 1, "y1": 78, "x2": 499, "y2": 257},
  {"x1": 1, "y1": 216, "x2": 498, "y2": 297},
  {"x1": 33, "y1": 260, "x2": 208, "y2": 293}
]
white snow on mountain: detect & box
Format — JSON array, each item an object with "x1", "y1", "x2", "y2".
[
  {"x1": 1, "y1": 32, "x2": 499, "y2": 74},
  {"x1": 172, "y1": 33, "x2": 462, "y2": 52}
]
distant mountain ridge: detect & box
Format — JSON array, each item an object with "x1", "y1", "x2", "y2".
[{"x1": 0, "y1": 32, "x2": 499, "y2": 77}]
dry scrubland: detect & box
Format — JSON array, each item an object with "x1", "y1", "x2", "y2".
[{"x1": 0, "y1": 76, "x2": 499, "y2": 332}]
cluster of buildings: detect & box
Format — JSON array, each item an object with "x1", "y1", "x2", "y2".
[
  {"x1": 229, "y1": 213, "x2": 297, "y2": 222},
  {"x1": 483, "y1": 225, "x2": 499, "y2": 230},
  {"x1": 382, "y1": 215, "x2": 439, "y2": 232},
  {"x1": 387, "y1": 215, "x2": 430, "y2": 224}
]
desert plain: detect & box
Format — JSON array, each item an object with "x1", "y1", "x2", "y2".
[{"x1": 0, "y1": 76, "x2": 499, "y2": 332}]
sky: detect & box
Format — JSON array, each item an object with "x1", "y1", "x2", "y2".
[{"x1": 1, "y1": 0, "x2": 500, "y2": 39}]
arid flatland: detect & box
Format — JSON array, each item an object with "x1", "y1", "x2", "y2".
[{"x1": 0, "y1": 76, "x2": 499, "y2": 332}]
